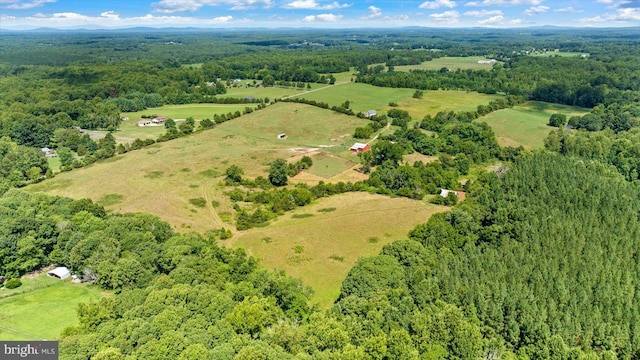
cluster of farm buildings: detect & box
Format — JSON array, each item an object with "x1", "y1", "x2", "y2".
[{"x1": 137, "y1": 116, "x2": 168, "y2": 127}]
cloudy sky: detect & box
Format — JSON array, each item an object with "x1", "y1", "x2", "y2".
[{"x1": 0, "y1": 0, "x2": 639, "y2": 29}]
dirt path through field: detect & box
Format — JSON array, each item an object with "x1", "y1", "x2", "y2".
[
  {"x1": 280, "y1": 81, "x2": 350, "y2": 100},
  {"x1": 201, "y1": 183, "x2": 224, "y2": 228},
  {"x1": 0, "y1": 324, "x2": 40, "y2": 340}
]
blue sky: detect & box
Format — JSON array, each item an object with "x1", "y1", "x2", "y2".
[{"x1": 0, "y1": 0, "x2": 639, "y2": 29}]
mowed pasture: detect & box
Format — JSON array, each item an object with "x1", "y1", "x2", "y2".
[
  {"x1": 393, "y1": 56, "x2": 500, "y2": 71},
  {"x1": 387, "y1": 90, "x2": 502, "y2": 119},
  {"x1": 477, "y1": 101, "x2": 590, "y2": 148},
  {"x1": 290, "y1": 82, "x2": 415, "y2": 113},
  {"x1": 222, "y1": 82, "x2": 330, "y2": 99},
  {"x1": 112, "y1": 104, "x2": 258, "y2": 142},
  {"x1": 123, "y1": 103, "x2": 257, "y2": 121},
  {"x1": 530, "y1": 51, "x2": 589, "y2": 58},
  {"x1": 28, "y1": 103, "x2": 370, "y2": 234},
  {"x1": 289, "y1": 82, "x2": 501, "y2": 120},
  {"x1": 0, "y1": 274, "x2": 103, "y2": 340},
  {"x1": 230, "y1": 192, "x2": 448, "y2": 307}
]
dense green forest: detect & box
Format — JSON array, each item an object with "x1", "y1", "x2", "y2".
[{"x1": 2, "y1": 28, "x2": 640, "y2": 359}]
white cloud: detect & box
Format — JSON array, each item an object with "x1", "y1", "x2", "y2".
[
  {"x1": 464, "y1": 9, "x2": 502, "y2": 16},
  {"x1": 0, "y1": 11, "x2": 250, "y2": 29},
  {"x1": 478, "y1": 14, "x2": 503, "y2": 24},
  {"x1": 466, "y1": 0, "x2": 543, "y2": 6},
  {"x1": 525, "y1": 5, "x2": 549, "y2": 15},
  {"x1": 429, "y1": 10, "x2": 460, "y2": 23},
  {"x1": 302, "y1": 13, "x2": 342, "y2": 21},
  {"x1": 283, "y1": 0, "x2": 350, "y2": 10},
  {"x1": 100, "y1": 11, "x2": 120, "y2": 20},
  {"x1": 213, "y1": 15, "x2": 234, "y2": 21},
  {"x1": 617, "y1": 7, "x2": 640, "y2": 19},
  {"x1": 1, "y1": 0, "x2": 56, "y2": 10},
  {"x1": 153, "y1": 0, "x2": 273, "y2": 13},
  {"x1": 419, "y1": 0, "x2": 457, "y2": 9},
  {"x1": 555, "y1": 7, "x2": 583, "y2": 13},
  {"x1": 361, "y1": 5, "x2": 382, "y2": 19},
  {"x1": 391, "y1": 14, "x2": 410, "y2": 21},
  {"x1": 509, "y1": 18, "x2": 524, "y2": 24},
  {"x1": 580, "y1": 7, "x2": 640, "y2": 22},
  {"x1": 377, "y1": 14, "x2": 411, "y2": 21}
]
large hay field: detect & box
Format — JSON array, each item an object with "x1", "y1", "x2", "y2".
[
  {"x1": 0, "y1": 274, "x2": 103, "y2": 340},
  {"x1": 29, "y1": 103, "x2": 370, "y2": 233},
  {"x1": 385, "y1": 90, "x2": 502, "y2": 119},
  {"x1": 222, "y1": 83, "x2": 329, "y2": 99},
  {"x1": 394, "y1": 56, "x2": 500, "y2": 71},
  {"x1": 289, "y1": 82, "x2": 501, "y2": 119},
  {"x1": 477, "y1": 101, "x2": 590, "y2": 148},
  {"x1": 290, "y1": 82, "x2": 415, "y2": 113},
  {"x1": 230, "y1": 192, "x2": 447, "y2": 307}
]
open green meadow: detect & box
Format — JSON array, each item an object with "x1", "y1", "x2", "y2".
[
  {"x1": 231, "y1": 192, "x2": 447, "y2": 307},
  {"x1": 305, "y1": 152, "x2": 357, "y2": 178},
  {"x1": 0, "y1": 274, "x2": 103, "y2": 340},
  {"x1": 328, "y1": 70, "x2": 355, "y2": 83},
  {"x1": 114, "y1": 104, "x2": 258, "y2": 141},
  {"x1": 288, "y1": 82, "x2": 500, "y2": 119},
  {"x1": 530, "y1": 51, "x2": 589, "y2": 58},
  {"x1": 122, "y1": 103, "x2": 255, "y2": 121},
  {"x1": 389, "y1": 90, "x2": 502, "y2": 119},
  {"x1": 394, "y1": 56, "x2": 500, "y2": 71},
  {"x1": 477, "y1": 101, "x2": 590, "y2": 148},
  {"x1": 291, "y1": 82, "x2": 415, "y2": 113},
  {"x1": 47, "y1": 156, "x2": 61, "y2": 173},
  {"x1": 223, "y1": 82, "x2": 331, "y2": 99},
  {"x1": 29, "y1": 103, "x2": 370, "y2": 234}
]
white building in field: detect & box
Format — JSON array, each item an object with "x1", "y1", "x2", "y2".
[{"x1": 47, "y1": 267, "x2": 70, "y2": 280}]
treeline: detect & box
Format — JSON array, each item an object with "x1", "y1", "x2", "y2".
[
  {"x1": 0, "y1": 129, "x2": 119, "y2": 188},
  {"x1": 0, "y1": 189, "x2": 173, "y2": 283},
  {"x1": 234, "y1": 182, "x2": 374, "y2": 230},
  {"x1": 545, "y1": 127, "x2": 640, "y2": 182},
  {"x1": 0, "y1": 137, "x2": 50, "y2": 191}
]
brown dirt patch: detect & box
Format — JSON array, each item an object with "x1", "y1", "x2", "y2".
[
  {"x1": 330, "y1": 133, "x2": 351, "y2": 142},
  {"x1": 291, "y1": 147, "x2": 320, "y2": 155}
]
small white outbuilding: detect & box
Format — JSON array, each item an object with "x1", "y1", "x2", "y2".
[{"x1": 47, "y1": 267, "x2": 70, "y2": 280}]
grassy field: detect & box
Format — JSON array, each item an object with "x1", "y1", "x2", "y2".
[
  {"x1": 394, "y1": 56, "x2": 500, "y2": 71},
  {"x1": 290, "y1": 82, "x2": 415, "y2": 113},
  {"x1": 305, "y1": 152, "x2": 357, "y2": 178},
  {"x1": 0, "y1": 273, "x2": 103, "y2": 340},
  {"x1": 29, "y1": 103, "x2": 370, "y2": 234},
  {"x1": 530, "y1": 51, "x2": 589, "y2": 58},
  {"x1": 47, "y1": 156, "x2": 61, "y2": 173},
  {"x1": 223, "y1": 82, "x2": 332, "y2": 99},
  {"x1": 288, "y1": 82, "x2": 500, "y2": 119},
  {"x1": 230, "y1": 192, "x2": 447, "y2": 307},
  {"x1": 387, "y1": 90, "x2": 502, "y2": 119},
  {"x1": 122, "y1": 103, "x2": 255, "y2": 121},
  {"x1": 112, "y1": 104, "x2": 258, "y2": 142},
  {"x1": 477, "y1": 101, "x2": 590, "y2": 148}
]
